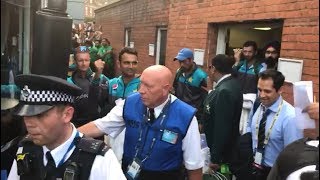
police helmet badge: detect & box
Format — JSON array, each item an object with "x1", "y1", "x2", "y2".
[{"x1": 21, "y1": 85, "x2": 31, "y2": 99}]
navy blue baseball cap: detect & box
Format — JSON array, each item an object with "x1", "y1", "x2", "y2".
[
  {"x1": 173, "y1": 48, "x2": 194, "y2": 61},
  {"x1": 13, "y1": 74, "x2": 82, "y2": 116},
  {"x1": 1, "y1": 84, "x2": 20, "y2": 110}
]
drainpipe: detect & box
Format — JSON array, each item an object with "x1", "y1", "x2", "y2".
[{"x1": 31, "y1": 0, "x2": 72, "y2": 79}]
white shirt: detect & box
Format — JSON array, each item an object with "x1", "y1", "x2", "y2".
[
  {"x1": 94, "y1": 94, "x2": 204, "y2": 170},
  {"x1": 8, "y1": 124, "x2": 126, "y2": 180},
  {"x1": 215, "y1": 74, "x2": 232, "y2": 87}
]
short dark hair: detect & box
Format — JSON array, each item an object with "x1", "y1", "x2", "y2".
[
  {"x1": 243, "y1": 40, "x2": 258, "y2": 52},
  {"x1": 102, "y1": 38, "x2": 110, "y2": 45},
  {"x1": 119, "y1": 47, "x2": 138, "y2": 61},
  {"x1": 259, "y1": 69, "x2": 285, "y2": 91},
  {"x1": 211, "y1": 54, "x2": 235, "y2": 74},
  {"x1": 84, "y1": 40, "x2": 93, "y2": 47}
]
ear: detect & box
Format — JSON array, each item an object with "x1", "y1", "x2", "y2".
[
  {"x1": 62, "y1": 106, "x2": 74, "y2": 123},
  {"x1": 162, "y1": 84, "x2": 172, "y2": 95},
  {"x1": 117, "y1": 60, "x2": 121, "y2": 69},
  {"x1": 277, "y1": 85, "x2": 284, "y2": 94}
]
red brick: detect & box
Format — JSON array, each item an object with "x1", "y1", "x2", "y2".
[
  {"x1": 282, "y1": 42, "x2": 319, "y2": 51},
  {"x1": 96, "y1": 0, "x2": 319, "y2": 98},
  {"x1": 303, "y1": 59, "x2": 320, "y2": 68},
  {"x1": 281, "y1": 50, "x2": 319, "y2": 59},
  {"x1": 303, "y1": 67, "x2": 319, "y2": 76}
]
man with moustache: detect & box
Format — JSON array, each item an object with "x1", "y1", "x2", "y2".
[
  {"x1": 233, "y1": 41, "x2": 265, "y2": 94},
  {"x1": 262, "y1": 41, "x2": 281, "y2": 70},
  {"x1": 173, "y1": 48, "x2": 208, "y2": 129}
]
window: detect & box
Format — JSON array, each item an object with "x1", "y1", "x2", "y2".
[{"x1": 124, "y1": 28, "x2": 131, "y2": 47}]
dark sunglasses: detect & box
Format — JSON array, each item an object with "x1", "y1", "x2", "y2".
[{"x1": 75, "y1": 46, "x2": 89, "y2": 53}]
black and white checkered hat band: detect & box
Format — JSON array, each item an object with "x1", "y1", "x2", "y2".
[{"x1": 20, "y1": 90, "x2": 74, "y2": 103}]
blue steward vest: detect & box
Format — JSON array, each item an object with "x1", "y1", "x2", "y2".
[{"x1": 122, "y1": 93, "x2": 196, "y2": 171}]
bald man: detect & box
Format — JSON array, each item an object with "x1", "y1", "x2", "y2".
[{"x1": 79, "y1": 65, "x2": 203, "y2": 180}]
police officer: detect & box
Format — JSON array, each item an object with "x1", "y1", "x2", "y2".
[
  {"x1": 79, "y1": 65, "x2": 203, "y2": 180},
  {"x1": 1, "y1": 84, "x2": 26, "y2": 178},
  {"x1": 8, "y1": 74, "x2": 125, "y2": 179}
]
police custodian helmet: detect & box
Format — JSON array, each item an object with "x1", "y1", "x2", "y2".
[
  {"x1": 13, "y1": 74, "x2": 82, "y2": 116},
  {"x1": 1, "y1": 84, "x2": 20, "y2": 111}
]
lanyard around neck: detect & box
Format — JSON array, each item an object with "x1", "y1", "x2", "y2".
[
  {"x1": 255, "y1": 99, "x2": 283, "y2": 149},
  {"x1": 133, "y1": 97, "x2": 171, "y2": 163},
  {"x1": 56, "y1": 131, "x2": 80, "y2": 167}
]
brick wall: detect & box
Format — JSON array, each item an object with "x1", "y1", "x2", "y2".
[
  {"x1": 95, "y1": 0, "x2": 319, "y2": 104},
  {"x1": 166, "y1": 0, "x2": 319, "y2": 104},
  {"x1": 95, "y1": 0, "x2": 169, "y2": 75}
]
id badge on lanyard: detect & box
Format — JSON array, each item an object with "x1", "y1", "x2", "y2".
[
  {"x1": 126, "y1": 158, "x2": 142, "y2": 179},
  {"x1": 254, "y1": 149, "x2": 264, "y2": 165}
]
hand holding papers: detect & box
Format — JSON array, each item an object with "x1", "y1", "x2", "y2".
[{"x1": 293, "y1": 81, "x2": 315, "y2": 129}]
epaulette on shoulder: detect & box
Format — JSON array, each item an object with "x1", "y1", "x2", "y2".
[
  {"x1": 76, "y1": 137, "x2": 110, "y2": 156},
  {"x1": 19, "y1": 135, "x2": 34, "y2": 146}
]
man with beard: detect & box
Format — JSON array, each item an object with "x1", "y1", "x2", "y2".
[
  {"x1": 233, "y1": 41, "x2": 265, "y2": 94},
  {"x1": 262, "y1": 41, "x2": 281, "y2": 70},
  {"x1": 105, "y1": 47, "x2": 141, "y2": 162},
  {"x1": 173, "y1": 48, "x2": 208, "y2": 130}
]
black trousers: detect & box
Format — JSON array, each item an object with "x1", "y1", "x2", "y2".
[
  {"x1": 235, "y1": 165, "x2": 271, "y2": 180},
  {"x1": 122, "y1": 163, "x2": 184, "y2": 180}
]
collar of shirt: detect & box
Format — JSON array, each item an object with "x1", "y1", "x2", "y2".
[
  {"x1": 42, "y1": 123, "x2": 82, "y2": 167},
  {"x1": 148, "y1": 94, "x2": 177, "y2": 119},
  {"x1": 215, "y1": 74, "x2": 231, "y2": 87}
]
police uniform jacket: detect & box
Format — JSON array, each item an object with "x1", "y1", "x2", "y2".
[{"x1": 8, "y1": 125, "x2": 126, "y2": 180}]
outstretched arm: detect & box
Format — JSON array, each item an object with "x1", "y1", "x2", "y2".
[{"x1": 78, "y1": 122, "x2": 104, "y2": 138}]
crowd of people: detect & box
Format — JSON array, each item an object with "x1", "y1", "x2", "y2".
[
  {"x1": 1, "y1": 38, "x2": 319, "y2": 180},
  {"x1": 71, "y1": 22, "x2": 115, "y2": 79}
]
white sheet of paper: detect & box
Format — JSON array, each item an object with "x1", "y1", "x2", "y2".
[{"x1": 293, "y1": 81, "x2": 315, "y2": 129}]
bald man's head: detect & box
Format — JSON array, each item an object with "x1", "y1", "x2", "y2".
[
  {"x1": 142, "y1": 65, "x2": 173, "y2": 87},
  {"x1": 139, "y1": 65, "x2": 173, "y2": 108}
]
